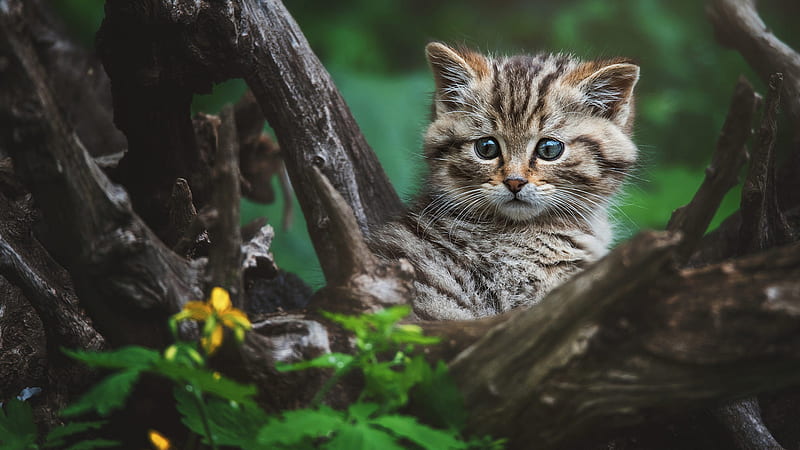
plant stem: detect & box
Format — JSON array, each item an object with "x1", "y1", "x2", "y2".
[
  {"x1": 192, "y1": 387, "x2": 218, "y2": 450},
  {"x1": 311, "y1": 363, "x2": 355, "y2": 407}
]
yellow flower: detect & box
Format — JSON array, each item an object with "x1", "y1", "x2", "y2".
[
  {"x1": 201, "y1": 323, "x2": 225, "y2": 355},
  {"x1": 148, "y1": 430, "x2": 171, "y2": 450},
  {"x1": 173, "y1": 287, "x2": 252, "y2": 355},
  {"x1": 210, "y1": 287, "x2": 252, "y2": 330}
]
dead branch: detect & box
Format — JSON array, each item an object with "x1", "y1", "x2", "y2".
[
  {"x1": 667, "y1": 77, "x2": 756, "y2": 263},
  {"x1": 739, "y1": 73, "x2": 794, "y2": 254},
  {"x1": 105, "y1": 0, "x2": 406, "y2": 284},
  {"x1": 0, "y1": 7, "x2": 201, "y2": 347},
  {"x1": 0, "y1": 195, "x2": 104, "y2": 352},
  {"x1": 207, "y1": 105, "x2": 245, "y2": 306},
  {"x1": 708, "y1": 0, "x2": 800, "y2": 127},
  {"x1": 307, "y1": 167, "x2": 414, "y2": 313},
  {"x1": 712, "y1": 397, "x2": 783, "y2": 450},
  {"x1": 446, "y1": 233, "x2": 800, "y2": 449}
]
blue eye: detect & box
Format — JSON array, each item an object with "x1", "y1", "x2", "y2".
[
  {"x1": 474, "y1": 137, "x2": 500, "y2": 159},
  {"x1": 535, "y1": 138, "x2": 564, "y2": 161}
]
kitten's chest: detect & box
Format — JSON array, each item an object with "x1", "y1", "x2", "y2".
[{"x1": 464, "y1": 231, "x2": 600, "y2": 309}]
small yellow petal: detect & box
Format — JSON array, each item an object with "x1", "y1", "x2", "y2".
[
  {"x1": 163, "y1": 345, "x2": 178, "y2": 361},
  {"x1": 181, "y1": 301, "x2": 212, "y2": 320},
  {"x1": 210, "y1": 287, "x2": 232, "y2": 313},
  {"x1": 221, "y1": 309, "x2": 252, "y2": 330},
  {"x1": 148, "y1": 430, "x2": 171, "y2": 450},
  {"x1": 203, "y1": 325, "x2": 224, "y2": 355}
]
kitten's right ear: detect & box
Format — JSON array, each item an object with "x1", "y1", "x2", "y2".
[{"x1": 426, "y1": 42, "x2": 488, "y2": 112}]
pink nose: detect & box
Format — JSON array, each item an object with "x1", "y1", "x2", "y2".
[{"x1": 504, "y1": 177, "x2": 528, "y2": 194}]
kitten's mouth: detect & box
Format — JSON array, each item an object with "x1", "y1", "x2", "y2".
[{"x1": 505, "y1": 198, "x2": 531, "y2": 209}]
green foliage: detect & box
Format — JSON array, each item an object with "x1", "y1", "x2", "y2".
[
  {"x1": 0, "y1": 399, "x2": 37, "y2": 449},
  {"x1": 61, "y1": 369, "x2": 141, "y2": 417},
  {"x1": 174, "y1": 387, "x2": 268, "y2": 448},
  {"x1": 271, "y1": 306, "x2": 498, "y2": 449},
  {"x1": 10, "y1": 305, "x2": 498, "y2": 448},
  {"x1": 279, "y1": 306, "x2": 441, "y2": 409},
  {"x1": 0, "y1": 398, "x2": 116, "y2": 450}
]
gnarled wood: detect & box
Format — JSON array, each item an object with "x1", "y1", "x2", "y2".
[
  {"x1": 206, "y1": 105, "x2": 244, "y2": 306},
  {"x1": 0, "y1": 5, "x2": 201, "y2": 347},
  {"x1": 667, "y1": 77, "x2": 755, "y2": 263},
  {"x1": 708, "y1": 0, "x2": 800, "y2": 127}
]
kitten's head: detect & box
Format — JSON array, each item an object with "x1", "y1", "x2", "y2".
[{"x1": 422, "y1": 42, "x2": 639, "y2": 224}]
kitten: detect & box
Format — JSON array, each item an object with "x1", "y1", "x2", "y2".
[{"x1": 369, "y1": 43, "x2": 639, "y2": 320}]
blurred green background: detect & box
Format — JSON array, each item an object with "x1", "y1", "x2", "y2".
[{"x1": 53, "y1": 0, "x2": 799, "y2": 287}]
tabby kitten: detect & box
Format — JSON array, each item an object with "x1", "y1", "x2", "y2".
[{"x1": 369, "y1": 43, "x2": 639, "y2": 320}]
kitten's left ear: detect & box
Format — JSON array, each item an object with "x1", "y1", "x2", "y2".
[{"x1": 573, "y1": 61, "x2": 640, "y2": 131}]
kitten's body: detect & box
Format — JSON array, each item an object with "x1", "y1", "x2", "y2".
[{"x1": 369, "y1": 44, "x2": 639, "y2": 320}]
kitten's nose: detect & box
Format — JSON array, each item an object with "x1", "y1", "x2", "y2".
[{"x1": 504, "y1": 177, "x2": 528, "y2": 194}]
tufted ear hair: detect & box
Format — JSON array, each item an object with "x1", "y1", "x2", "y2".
[
  {"x1": 571, "y1": 61, "x2": 640, "y2": 132},
  {"x1": 425, "y1": 42, "x2": 489, "y2": 115}
]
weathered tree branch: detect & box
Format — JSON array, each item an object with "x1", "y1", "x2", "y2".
[
  {"x1": 708, "y1": 0, "x2": 800, "y2": 127},
  {"x1": 206, "y1": 105, "x2": 244, "y2": 306},
  {"x1": 103, "y1": 0, "x2": 405, "y2": 284},
  {"x1": 667, "y1": 77, "x2": 756, "y2": 263},
  {"x1": 739, "y1": 73, "x2": 794, "y2": 254},
  {"x1": 712, "y1": 397, "x2": 784, "y2": 450},
  {"x1": 444, "y1": 233, "x2": 800, "y2": 449},
  {"x1": 0, "y1": 195, "x2": 104, "y2": 353},
  {"x1": 307, "y1": 167, "x2": 414, "y2": 313},
  {"x1": 0, "y1": 7, "x2": 201, "y2": 347}
]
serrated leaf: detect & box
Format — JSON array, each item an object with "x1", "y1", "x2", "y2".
[
  {"x1": 63, "y1": 439, "x2": 119, "y2": 450},
  {"x1": 63, "y1": 346, "x2": 160, "y2": 370},
  {"x1": 321, "y1": 311, "x2": 367, "y2": 335},
  {"x1": 389, "y1": 325, "x2": 440, "y2": 346},
  {"x1": 257, "y1": 407, "x2": 345, "y2": 446},
  {"x1": 276, "y1": 353, "x2": 354, "y2": 374},
  {"x1": 0, "y1": 399, "x2": 37, "y2": 449},
  {"x1": 151, "y1": 359, "x2": 256, "y2": 404},
  {"x1": 347, "y1": 402, "x2": 379, "y2": 422},
  {"x1": 369, "y1": 306, "x2": 412, "y2": 326},
  {"x1": 323, "y1": 423, "x2": 403, "y2": 450},
  {"x1": 410, "y1": 361, "x2": 467, "y2": 430},
  {"x1": 62, "y1": 369, "x2": 141, "y2": 417},
  {"x1": 174, "y1": 386, "x2": 267, "y2": 448},
  {"x1": 45, "y1": 420, "x2": 105, "y2": 447},
  {"x1": 371, "y1": 415, "x2": 465, "y2": 450}
]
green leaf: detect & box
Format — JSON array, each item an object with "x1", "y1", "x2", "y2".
[
  {"x1": 63, "y1": 346, "x2": 160, "y2": 370},
  {"x1": 257, "y1": 407, "x2": 345, "y2": 446},
  {"x1": 62, "y1": 369, "x2": 141, "y2": 417},
  {"x1": 151, "y1": 359, "x2": 256, "y2": 404},
  {"x1": 174, "y1": 387, "x2": 267, "y2": 448},
  {"x1": 390, "y1": 325, "x2": 440, "y2": 346},
  {"x1": 371, "y1": 415, "x2": 465, "y2": 450},
  {"x1": 63, "y1": 439, "x2": 119, "y2": 450},
  {"x1": 323, "y1": 423, "x2": 403, "y2": 450},
  {"x1": 410, "y1": 361, "x2": 468, "y2": 430},
  {"x1": 0, "y1": 399, "x2": 37, "y2": 449},
  {"x1": 276, "y1": 353, "x2": 354, "y2": 374},
  {"x1": 347, "y1": 402, "x2": 379, "y2": 422},
  {"x1": 321, "y1": 311, "x2": 368, "y2": 335},
  {"x1": 45, "y1": 420, "x2": 105, "y2": 447},
  {"x1": 368, "y1": 306, "x2": 412, "y2": 326}
]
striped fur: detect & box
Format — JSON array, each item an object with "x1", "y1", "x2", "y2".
[{"x1": 369, "y1": 43, "x2": 640, "y2": 320}]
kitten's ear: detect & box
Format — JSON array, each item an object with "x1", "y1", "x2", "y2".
[
  {"x1": 573, "y1": 61, "x2": 640, "y2": 131},
  {"x1": 425, "y1": 42, "x2": 489, "y2": 112}
]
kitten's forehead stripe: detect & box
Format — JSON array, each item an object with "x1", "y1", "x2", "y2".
[{"x1": 569, "y1": 135, "x2": 634, "y2": 176}]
